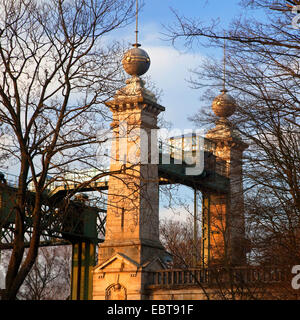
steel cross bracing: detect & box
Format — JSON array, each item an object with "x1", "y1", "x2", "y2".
[
  {"x1": 0, "y1": 183, "x2": 106, "y2": 249},
  {"x1": 0, "y1": 137, "x2": 229, "y2": 249}
]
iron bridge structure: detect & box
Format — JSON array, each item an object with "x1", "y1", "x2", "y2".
[{"x1": 0, "y1": 137, "x2": 229, "y2": 300}]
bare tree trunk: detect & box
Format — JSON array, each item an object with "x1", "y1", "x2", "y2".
[{"x1": 0, "y1": 0, "x2": 136, "y2": 300}]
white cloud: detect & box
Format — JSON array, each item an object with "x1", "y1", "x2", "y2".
[
  {"x1": 143, "y1": 45, "x2": 204, "y2": 129},
  {"x1": 159, "y1": 206, "x2": 188, "y2": 222}
]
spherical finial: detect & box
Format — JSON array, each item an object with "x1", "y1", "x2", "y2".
[
  {"x1": 122, "y1": 44, "x2": 150, "y2": 77},
  {"x1": 212, "y1": 89, "x2": 236, "y2": 118}
]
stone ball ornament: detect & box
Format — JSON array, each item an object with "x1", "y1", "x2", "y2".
[
  {"x1": 212, "y1": 89, "x2": 237, "y2": 118},
  {"x1": 122, "y1": 45, "x2": 150, "y2": 76}
]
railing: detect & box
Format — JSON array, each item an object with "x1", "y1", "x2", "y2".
[
  {"x1": 46, "y1": 170, "x2": 109, "y2": 191},
  {"x1": 159, "y1": 138, "x2": 228, "y2": 178},
  {"x1": 0, "y1": 169, "x2": 111, "y2": 199},
  {"x1": 159, "y1": 137, "x2": 217, "y2": 157},
  {"x1": 147, "y1": 267, "x2": 291, "y2": 287},
  {"x1": 0, "y1": 169, "x2": 109, "y2": 191},
  {"x1": 0, "y1": 171, "x2": 19, "y2": 189},
  {"x1": 148, "y1": 269, "x2": 210, "y2": 287},
  {"x1": 1, "y1": 136, "x2": 229, "y2": 194}
]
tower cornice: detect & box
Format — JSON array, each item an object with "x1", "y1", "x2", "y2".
[{"x1": 105, "y1": 97, "x2": 165, "y2": 116}]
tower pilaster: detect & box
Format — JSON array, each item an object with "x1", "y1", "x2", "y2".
[
  {"x1": 93, "y1": 64, "x2": 167, "y2": 299},
  {"x1": 202, "y1": 89, "x2": 249, "y2": 266},
  {"x1": 205, "y1": 119, "x2": 248, "y2": 265}
]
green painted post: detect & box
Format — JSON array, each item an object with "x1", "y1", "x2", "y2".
[
  {"x1": 193, "y1": 188, "x2": 198, "y2": 267},
  {"x1": 71, "y1": 242, "x2": 80, "y2": 300},
  {"x1": 70, "y1": 241, "x2": 96, "y2": 300},
  {"x1": 201, "y1": 193, "x2": 211, "y2": 268}
]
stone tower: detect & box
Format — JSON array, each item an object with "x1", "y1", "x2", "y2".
[
  {"x1": 92, "y1": 45, "x2": 167, "y2": 300},
  {"x1": 203, "y1": 89, "x2": 249, "y2": 266}
]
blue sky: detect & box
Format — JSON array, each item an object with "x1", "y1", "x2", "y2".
[
  {"x1": 141, "y1": 0, "x2": 242, "y2": 28},
  {"x1": 1, "y1": 1, "x2": 251, "y2": 222},
  {"x1": 114, "y1": 0, "x2": 246, "y2": 221},
  {"x1": 111, "y1": 0, "x2": 246, "y2": 131}
]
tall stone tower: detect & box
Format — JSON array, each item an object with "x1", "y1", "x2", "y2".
[
  {"x1": 203, "y1": 89, "x2": 249, "y2": 266},
  {"x1": 92, "y1": 44, "x2": 167, "y2": 300}
]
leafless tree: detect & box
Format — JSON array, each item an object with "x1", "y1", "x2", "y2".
[
  {"x1": 2, "y1": 245, "x2": 71, "y2": 300},
  {"x1": 163, "y1": 0, "x2": 300, "y2": 297},
  {"x1": 0, "y1": 0, "x2": 137, "y2": 300},
  {"x1": 155, "y1": 2, "x2": 300, "y2": 300},
  {"x1": 160, "y1": 217, "x2": 201, "y2": 268},
  {"x1": 1, "y1": 245, "x2": 71, "y2": 300}
]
